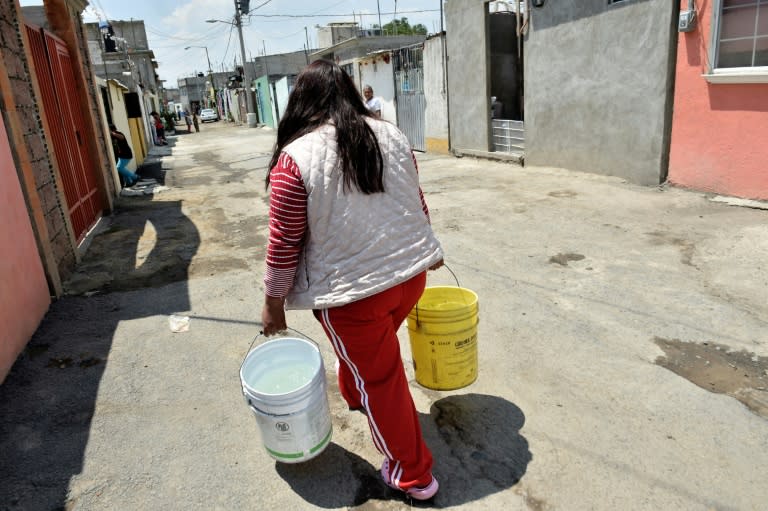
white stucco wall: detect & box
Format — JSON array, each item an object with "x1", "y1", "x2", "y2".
[
  {"x1": 107, "y1": 82, "x2": 136, "y2": 172},
  {"x1": 357, "y1": 56, "x2": 396, "y2": 123},
  {"x1": 424, "y1": 34, "x2": 449, "y2": 153}
]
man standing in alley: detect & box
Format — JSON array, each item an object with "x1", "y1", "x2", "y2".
[
  {"x1": 184, "y1": 110, "x2": 193, "y2": 133},
  {"x1": 363, "y1": 85, "x2": 382, "y2": 119}
]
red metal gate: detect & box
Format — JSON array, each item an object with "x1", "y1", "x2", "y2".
[{"x1": 25, "y1": 23, "x2": 102, "y2": 242}]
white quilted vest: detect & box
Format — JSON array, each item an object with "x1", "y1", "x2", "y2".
[{"x1": 281, "y1": 119, "x2": 443, "y2": 310}]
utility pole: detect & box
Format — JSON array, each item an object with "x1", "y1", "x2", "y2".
[
  {"x1": 185, "y1": 46, "x2": 216, "y2": 108},
  {"x1": 235, "y1": 1, "x2": 257, "y2": 127},
  {"x1": 393, "y1": 0, "x2": 398, "y2": 35},
  {"x1": 203, "y1": 46, "x2": 214, "y2": 109},
  {"x1": 262, "y1": 40, "x2": 269, "y2": 77},
  {"x1": 203, "y1": 47, "x2": 213, "y2": 77}
]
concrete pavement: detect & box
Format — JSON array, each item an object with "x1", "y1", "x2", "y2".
[{"x1": 1, "y1": 120, "x2": 767, "y2": 511}]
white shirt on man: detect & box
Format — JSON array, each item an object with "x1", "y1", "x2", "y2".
[{"x1": 366, "y1": 96, "x2": 382, "y2": 115}]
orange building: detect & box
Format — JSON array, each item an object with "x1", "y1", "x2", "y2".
[{"x1": 668, "y1": 0, "x2": 768, "y2": 200}]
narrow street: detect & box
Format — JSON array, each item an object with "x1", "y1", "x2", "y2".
[{"x1": 1, "y1": 121, "x2": 767, "y2": 511}]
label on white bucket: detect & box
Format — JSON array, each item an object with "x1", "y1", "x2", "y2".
[{"x1": 251, "y1": 388, "x2": 332, "y2": 463}]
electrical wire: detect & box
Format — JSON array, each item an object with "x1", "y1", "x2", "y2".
[
  {"x1": 248, "y1": 0, "x2": 274, "y2": 14},
  {"x1": 144, "y1": 22, "x2": 226, "y2": 43},
  {"x1": 221, "y1": 22, "x2": 236, "y2": 65},
  {"x1": 245, "y1": 9, "x2": 439, "y2": 19},
  {"x1": 268, "y1": 26, "x2": 310, "y2": 40}
]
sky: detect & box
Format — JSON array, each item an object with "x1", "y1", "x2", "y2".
[{"x1": 19, "y1": 0, "x2": 446, "y2": 86}]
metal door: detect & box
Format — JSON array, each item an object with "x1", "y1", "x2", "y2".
[
  {"x1": 394, "y1": 45, "x2": 426, "y2": 152},
  {"x1": 25, "y1": 23, "x2": 102, "y2": 242}
]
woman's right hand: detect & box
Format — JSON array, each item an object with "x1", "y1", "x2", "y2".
[{"x1": 261, "y1": 295, "x2": 287, "y2": 336}]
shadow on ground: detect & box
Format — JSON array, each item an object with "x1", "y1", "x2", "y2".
[
  {"x1": 65, "y1": 195, "x2": 199, "y2": 295},
  {"x1": 276, "y1": 393, "x2": 530, "y2": 508},
  {"x1": 0, "y1": 162, "x2": 199, "y2": 510}
]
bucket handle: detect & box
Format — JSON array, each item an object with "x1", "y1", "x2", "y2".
[
  {"x1": 239, "y1": 327, "x2": 319, "y2": 380},
  {"x1": 440, "y1": 263, "x2": 462, "y2": 288},
  {"x1": 415, "y1": 263, "x2": 463, "y2": 327}
]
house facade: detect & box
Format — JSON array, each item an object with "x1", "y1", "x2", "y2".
[
  {"x1": 0, "y1": 103, "x2": 51, "y2": 382},
  {"x1": 446, "y1": 0, "x2": 765, "y2": 199},
  {"x1": 667, "y1": 0, "x2": 768, "y2": 200},
  {"x1": 1, "y1": 0, "x2": 120, "y2": 381},
  {"x1": 84, "y1": 18, "x2": 160, "y2": 150},
  {"x1": 310, "y1": 25, "x2": 428, "y2": 150},
  {"x1": 446, "y1": 0, "x2": 679, "y2": 184}
]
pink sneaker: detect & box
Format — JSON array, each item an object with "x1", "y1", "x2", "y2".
[{"x1": 380, "y1": 459, "x2": 439, "y2": 501}]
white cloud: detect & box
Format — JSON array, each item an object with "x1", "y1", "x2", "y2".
[{"x1": 161, "y1": 0, "x2": 232, "y2": 28}]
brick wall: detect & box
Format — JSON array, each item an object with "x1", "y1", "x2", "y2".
[{"x1": 1, "y1": 1, "x2": 77, "y2": 284}]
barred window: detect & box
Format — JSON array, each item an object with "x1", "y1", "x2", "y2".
[{"x1": 716, "y1": 0, "x2": 768, "y2": 68}]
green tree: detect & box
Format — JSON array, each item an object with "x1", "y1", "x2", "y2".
[{"x1": 378, "y1": 17, "x2": 428, "y2": 36}]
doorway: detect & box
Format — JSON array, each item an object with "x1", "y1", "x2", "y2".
[{"x1": 489, "y1": 1, "x2": 525, "y2": 154}]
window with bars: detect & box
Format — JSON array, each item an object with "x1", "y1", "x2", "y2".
[{"x1": 715, "y1": 0, "x2": 767, "y2": 68}]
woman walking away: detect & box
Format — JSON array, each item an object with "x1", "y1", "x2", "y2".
[
  {"x1": 261, "y1": 59, "x2": 444, "y2": 501},
  {"x1": 109, "y1": 124, "x2": 138, "y2": 186}
]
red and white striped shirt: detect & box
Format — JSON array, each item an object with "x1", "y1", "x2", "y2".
[{"x1": 264, "y1": 151, "x2": 431, "y2": 298}]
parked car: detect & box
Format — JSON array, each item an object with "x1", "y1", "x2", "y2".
[{"x1": 199, "y1": 108, "x2": 218, "y2": 122}]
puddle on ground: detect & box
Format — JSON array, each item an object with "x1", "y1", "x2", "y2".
[
  {"x1": 645, "y1": 231, "x2": 695, "y2": 266},
  {"x1": 548, "y1": 190, "x2": 577, "y2": 198},
  {"x1": 548, "y1": 253, "x2": 585, "y2": 267},
  {"x1": 654, "y1": 337, "x2": 768, "y2": 419}
]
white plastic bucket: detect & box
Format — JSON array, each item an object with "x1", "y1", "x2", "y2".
[{"x1": 240, "y1": 337, "x2": 332, "y2": 463}]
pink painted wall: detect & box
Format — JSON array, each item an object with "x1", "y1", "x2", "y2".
[
  {"x1": 0, "y1": 116, "x2": 50, "y2": 382},
  {"x1": 668, "y1": 1, "x2": 768, "y2": 200}
]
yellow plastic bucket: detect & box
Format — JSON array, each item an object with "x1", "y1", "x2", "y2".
[{"x1": 407, "y1": 286, "x2": 479, "y2": 390}]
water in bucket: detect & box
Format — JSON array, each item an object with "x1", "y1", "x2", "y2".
[
  {"x1": 240, "y1": 337, "x2": 332, "y2": 463},
  {"x1": 246, "y1": 360, "x2": 317, "y2": 394},
  {"x1": 407, "y1": 286, "x2": 479, "y2": 390}
]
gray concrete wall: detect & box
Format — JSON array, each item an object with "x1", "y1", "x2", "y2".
[
  {"x1": 247, "y1": 50, "x2": 309, "y2": 79},
  {"x1": 446, "y1": 0, "x2": 491, "y2": 152},
  {"x1": 424, "y1": 33, "x2": 449, "y2": 153},
  {"x1": 524, "y1": 0, "x2": 678, "y2": 185}
]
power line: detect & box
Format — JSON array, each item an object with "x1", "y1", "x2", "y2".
[
  {"x1": 247, "y1": 0, "x2": 273, "y2": 14},
  {"x1": 221, "y1": 22, "x2": 236, "y2": 65},
  {"x1": 245, "y1": 9, "x2": 439, "y2": 19},
  {"x1": 144, "y1": 22, "x2": 225, "y2": 42},
  {"x1": 268, "y1": 26, "x2": 309, "y2": 40}
]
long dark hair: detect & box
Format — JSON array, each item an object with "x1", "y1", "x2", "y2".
[{"x1": 266, "y1": 59, "x2": 384, "y2": 194}]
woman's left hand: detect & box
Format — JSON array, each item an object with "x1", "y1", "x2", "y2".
[{"x1": 428, "y1": 258, "x2": 444, "y2": 271}]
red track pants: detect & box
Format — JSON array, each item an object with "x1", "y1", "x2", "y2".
[{"x1": 314, "y1": 271, "x2": 433, "y2": 490}]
